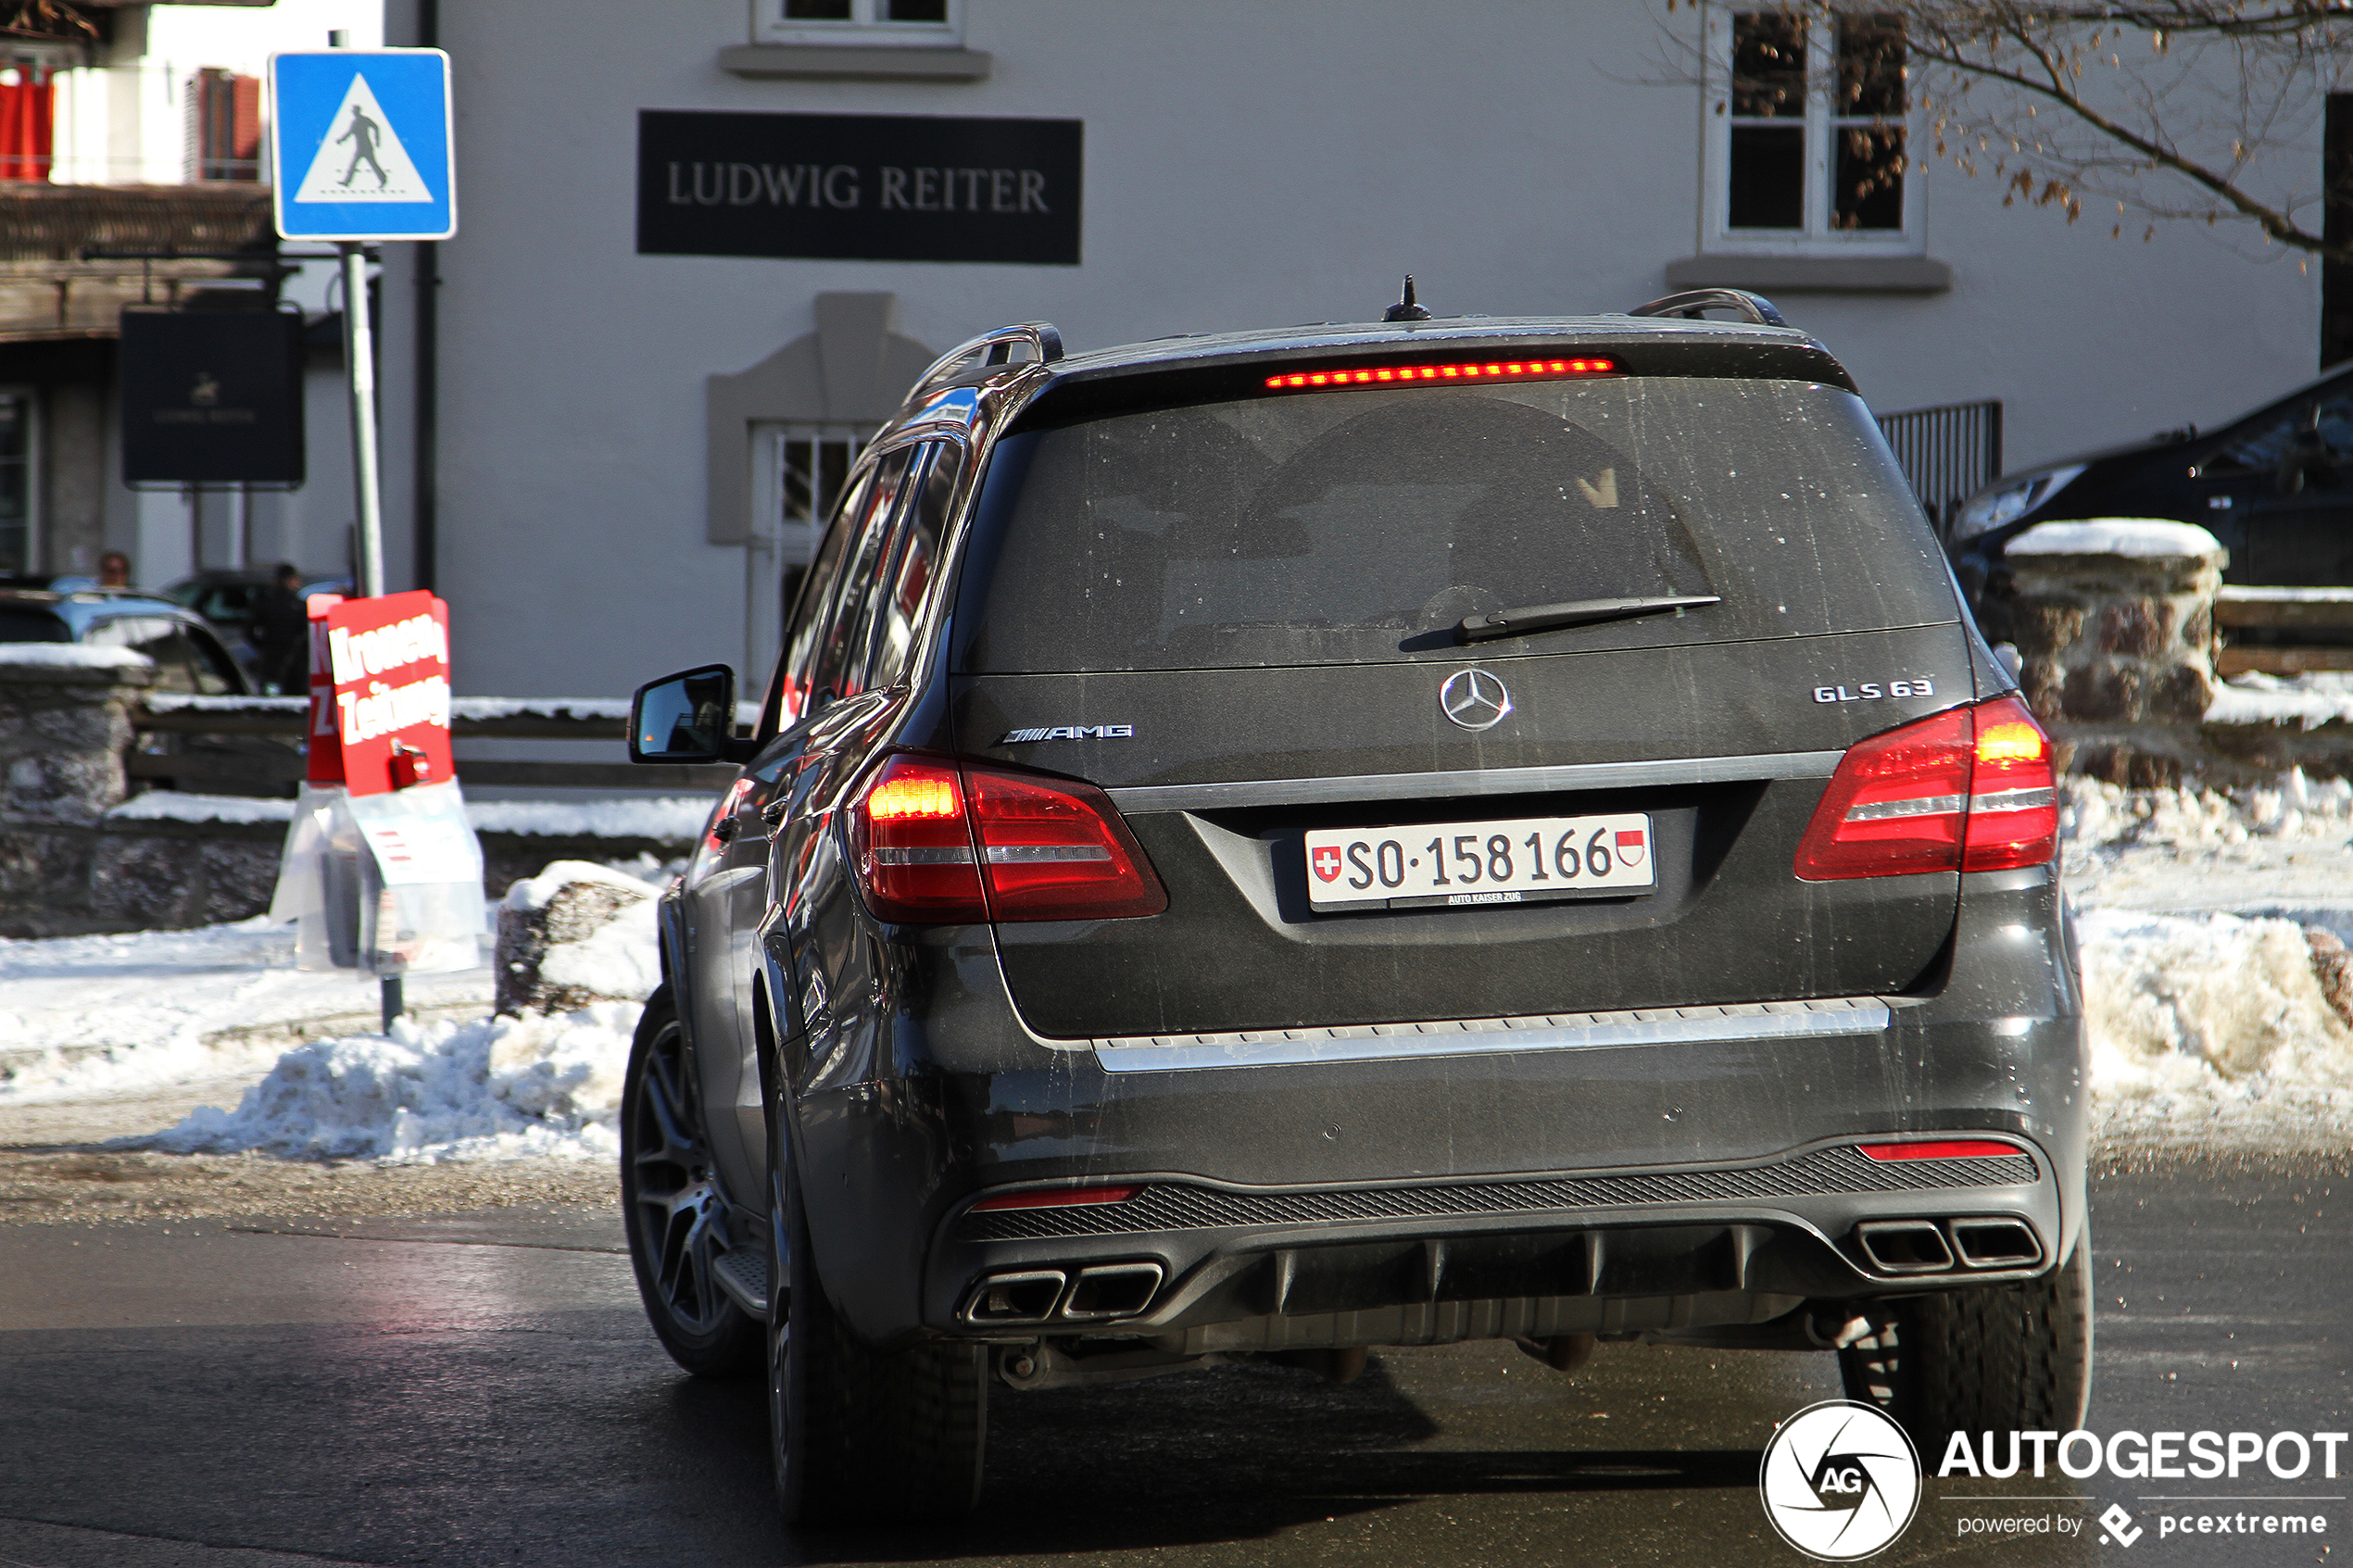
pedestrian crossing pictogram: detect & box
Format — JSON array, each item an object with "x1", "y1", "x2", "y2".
[{"x1": 293, "y1": 73, "x2": 433, "y2": 204}]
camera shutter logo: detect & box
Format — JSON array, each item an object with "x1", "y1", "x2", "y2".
[{"x1": 1758, "y1": 1400, "x2": 1922, "y2": 1561}]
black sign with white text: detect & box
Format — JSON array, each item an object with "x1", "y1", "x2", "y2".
[
  {"x1": 119, "y1": 308, "x2": 306, "y2": 487},
  {"x1": 635, "y1": 110, "x2": 1082, "y2": 265}
]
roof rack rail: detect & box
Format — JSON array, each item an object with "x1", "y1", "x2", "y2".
[
  {"x1": 1627, "y1": 288, "x2": 1788, "y2": 328},
  {"x1": 913, "y1": 321, "x2": 1065, "y2": 396}
]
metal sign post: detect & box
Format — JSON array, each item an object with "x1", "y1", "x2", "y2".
[
  {"x1": 339, "y1": 241, "x2": 385, "y2": 598},
  {"x1": 271, "y1": 40, "x2": 458, "y2": 1032}
]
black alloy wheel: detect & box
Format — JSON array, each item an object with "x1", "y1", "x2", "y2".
[{"x1": 621, "y1": 986, "x2": 761, "y2": 1375}]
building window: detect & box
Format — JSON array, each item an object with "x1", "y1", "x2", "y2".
[
  {"x1": 757, "y1": 0, "x2": 960, "y2": 45},
  {"x1": 190, "y1": 69, "x2": 261, "y2": 182},
  {"x1": 1705, "y1": 8, "x2": 1919, "y2": 254},
  {"x1": 0, "y1": 391, "x2": 34, "y2": 574},
  {"x1": 746, "y1": 422, "x2": 870, "y2": 683}
]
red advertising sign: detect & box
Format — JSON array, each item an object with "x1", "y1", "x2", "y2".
[
  {"x1": 304, "y1": 592, "x2": 346, "y2": 785},
  {"x1": 321, "y1": 589, "x2": 454, "y2": 797}
]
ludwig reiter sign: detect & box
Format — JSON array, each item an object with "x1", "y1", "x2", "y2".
[{"x1": 635, "y1": 110, "x2": 1082, "y2": 265}]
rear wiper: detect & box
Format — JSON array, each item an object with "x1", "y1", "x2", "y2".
[{"x1": 1455, "y1": 595, "x2": 1721, "y2": 644}]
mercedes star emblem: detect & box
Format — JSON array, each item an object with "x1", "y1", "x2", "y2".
[{"x1": 1439, "y1": 668, "x2": 1512, "y2": 731}]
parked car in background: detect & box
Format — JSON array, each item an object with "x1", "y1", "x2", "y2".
[
  {"x1": 158, "y1": 569, "x2": 351, "y2": 687},
  {"x1": 1948, "y1": 364, "x2": 2353, "y2": 619},
  {"x1": 0, "y1": 588, "x2": 250, "y2": 695}
]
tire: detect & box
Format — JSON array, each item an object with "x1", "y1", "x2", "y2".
[
  {"x1": 767, "y1": 1127, "x2": 988, "y2": 1525},
  {"x1": 1838, "y1": 1232, "x2": 2094, "y2": 1460},
  {"x1": 620, "y1": 986, "x2": 761, "y2": 1376}
]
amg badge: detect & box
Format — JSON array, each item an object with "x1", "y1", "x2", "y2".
[{"x1": 1000, "y1": 724, "x2": 1136, "y2": 744}]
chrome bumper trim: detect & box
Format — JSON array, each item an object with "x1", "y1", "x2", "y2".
[
  {"x1": 1091, "y1": 996, "x2": 1893, "y2": 1073},
  {"x1": 1103, "y1": 750, "x2": 1843, "y2": 814}
]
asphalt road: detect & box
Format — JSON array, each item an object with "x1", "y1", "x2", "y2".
[{"x1": 0, "y1": 1154, "x2": 2343, "y2": 1568}]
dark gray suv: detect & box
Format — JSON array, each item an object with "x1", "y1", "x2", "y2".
[{"x1": 623, "y1": 288, "x2": 2089, "y2": 1524}]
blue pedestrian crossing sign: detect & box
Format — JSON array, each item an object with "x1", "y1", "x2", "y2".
[{"x1": 271, "y1": 49, "x2": 456, "y2": 241}]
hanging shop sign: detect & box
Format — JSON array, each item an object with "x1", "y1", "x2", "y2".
[
  {"x1": 635, "y1": 110, "x2": 1082, "y2": 265},
  {"x1": 119, "y1": 307, "x2": 307, "y2": 486}
]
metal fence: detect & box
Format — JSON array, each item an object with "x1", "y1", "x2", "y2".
[{"x1": 1875, "y1": 399, "x2": 2004, "y2": 538}]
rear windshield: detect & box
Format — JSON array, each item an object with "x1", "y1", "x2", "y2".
[
  {"x1": 0, "y1": 608, "x2": 69, "y2": 643},
  {"x1": 954, "y1": 378, "x2": 1955, "y2": 673}
]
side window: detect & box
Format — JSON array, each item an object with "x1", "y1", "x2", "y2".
[
  {"x1": 185, "y1": 626, "x2": 242, "y2": 695},
  {"x1": 2206, "y1": 397, "x2": 2353, "y2": 477},
  {"x1": 870, "y1": 441, "x2": 963, "y2": 692},
  {"x1": 765, "y1": 470, "x2": 869, "y2": 734},
  {"x1": 807, "y1": 446, "x2": 914, "y2": 705}
]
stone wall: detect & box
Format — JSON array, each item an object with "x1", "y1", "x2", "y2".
[
  {"x1": 0, "y1": 658, "x2": 695, "y2": 937},
  {"x1": 0, "y1": 654, "x2": 151, "y2": 936},
  {"x1": 1999, "y1": 521, "x2": 2353, "y2": 786}
]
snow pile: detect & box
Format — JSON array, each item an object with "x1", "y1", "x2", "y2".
[
  {"x1": 2207, "y1": 671, "x2": 2353, "y2": 729},
  {"x1": 154, "y1": 1003, "x2": 640, "y2": 1163},
  {"x1": 129, "y1": 856, "x2": 667, "y2": 1163},
  {"x1": 2079, "y1": 909, "x2": 2353, "y2": 1135},
  {"x1": 2004, "y1": 518, "x2": 2222, "y2": 559},
  {"x1": 0, "y1": 644, "x2": 153, "y2": 671}
]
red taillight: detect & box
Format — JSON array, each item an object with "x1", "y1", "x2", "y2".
[
  {"x1": 1793, "y1": 696, "x2": 2058, "y2": 881},
  {"x1": 849, "y1": 756, "x2": 1168, "y2": 924},
  {"x1": 969, "y1": 1184, "x2": 1143, "y2": 1212},
  {"x1": 1960, "y1": 696, "x2": 2062, "y2": 872},
  {"x1": 849, "y1": 757, "x2": 987, "y2": 922},
  {"x1": 1262, "y1": 357, "x2": 1617, "y2": 392},
  {"x1": 1857, "y1": 1140, "x2": 2023, "y2": 1161},
  {"x1": 967, "y1": 767, "x2": 1168, "y2": 920}
]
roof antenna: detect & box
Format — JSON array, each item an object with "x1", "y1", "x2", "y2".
[{"x1": 1384, "y1": 274, "x2": 1432, "y2": 323}]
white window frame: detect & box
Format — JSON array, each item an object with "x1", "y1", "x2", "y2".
[
  {"x1": 745, "y1": 420, "x2": 871, "y2": 684},
  {"x1": 753, "y1": 0, "x2": 963, "y2": 47},
  {"x1": 0, "y1": 387, "x2": 40, "y2": 576},
  {"x1": 1700, "y1": 6, "x2": 1925, "y2": 258}
]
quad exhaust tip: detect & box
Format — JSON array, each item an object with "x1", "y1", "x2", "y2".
[
  {"x1": 961, "y1": 1262, "x2": 1165, "y2": 1327},
  {"x1": 1855, "y1": 1217, "x2": 2043, "y2": 1276}
]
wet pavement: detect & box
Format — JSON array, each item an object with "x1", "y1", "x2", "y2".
[{"x1": 0, "y1": 1153, "x2": 2343, "y2": 1568}]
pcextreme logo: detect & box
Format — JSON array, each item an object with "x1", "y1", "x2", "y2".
[{"x1": 1759, "y1": 1400, "x2": 1923, "y2": 1561}]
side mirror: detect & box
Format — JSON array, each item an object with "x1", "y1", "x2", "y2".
[{"x1": 630, "y1": 664, "x2": 747, "y2": 764}]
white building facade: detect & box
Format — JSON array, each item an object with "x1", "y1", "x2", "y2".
[{"x1": 367, "y1": 0, "x2": 2324, "y2": 700}]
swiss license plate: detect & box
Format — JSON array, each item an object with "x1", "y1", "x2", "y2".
[{"x1": 1304, "y1": 812, "x2": 1655, "y2": 911}]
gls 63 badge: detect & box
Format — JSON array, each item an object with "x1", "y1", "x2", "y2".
[{"x1": 1759, "y1": 1400, "x2": 1922, "y2": 1561}]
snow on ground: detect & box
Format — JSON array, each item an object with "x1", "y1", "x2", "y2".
[
  {"x1": 2206, "y1": 670, "x2": 2353, "y2": 729},
  {"x1": 121, "y1": 863, "x2": 668, "y2": 1164},
  {"x1": 0, "y1": 917, "x2": 491, "y2": 1102},
  {"x1": 99, "y1": 790, "x2": 711, "y2": 839}
]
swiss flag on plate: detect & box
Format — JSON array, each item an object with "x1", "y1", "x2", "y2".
[
  {"x1": 1615, "y1": 828, "x2": 1646, "y2": 867},
  {"x1": 1311, "y1": 846, "x2": 1342, "y2": 883}
]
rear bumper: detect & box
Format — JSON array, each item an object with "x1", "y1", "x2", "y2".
[
  {"x1": 784, "y1": 863, "x2": 2086, "y2": 1347},
  {"x1": 923, "y1": 1134, "x2": 2060, "y2": 1350}
]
